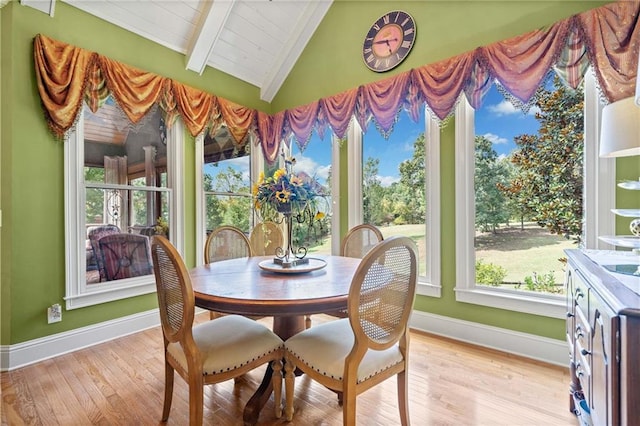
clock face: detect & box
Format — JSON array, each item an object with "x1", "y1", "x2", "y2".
[{"x1": 363, "y1": 11, "x2": 416, "y2": 73}]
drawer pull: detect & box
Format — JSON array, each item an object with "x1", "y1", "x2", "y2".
[
  {"x1": 567, "y1": 312, "x2": 574, "y2": 318},
  {"x1": 576, "y1": 289, "x2": 584, "y2": 299},
  {"x1": 581, "y1": 349, "x2": 591, "y2": 356}
]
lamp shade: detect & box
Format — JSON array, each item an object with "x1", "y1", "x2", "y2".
[{"x1": 599, "y1": 96, "x2": 640, "y2": 158}]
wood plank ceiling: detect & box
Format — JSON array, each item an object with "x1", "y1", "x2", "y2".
[{"x1": 21, "y1": 0, "x2": 333, "y2": 103}]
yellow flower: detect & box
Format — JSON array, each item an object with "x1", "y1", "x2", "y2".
[
  {"x1": 314, "y1": 211, "x2": 325, "y2": 220},
  {"x1": 275, "y1": 189, "x2": 291, "y2": 203},
  {"x1": 273, "y1": 169, "x2": 286, "y2": 181},
  {"x1": 254, "y1": 200, "x2": 262, "y2": 209},
  {"x1": 290, "y1": 175, "x2": 303, "y2": 186},
  {"x1": 252, "y1": 183, "x2": 259, "y2": 196},
  {"x1": 258, "y1": 171, "x2": 265, "y2": 184}
]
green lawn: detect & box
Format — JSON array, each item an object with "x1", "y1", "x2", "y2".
[{"x1": 308, "y1": 222, "x2": 576, "y2": 288}]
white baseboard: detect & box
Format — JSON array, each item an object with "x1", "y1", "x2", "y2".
[
  {"x1": 1, "y1": 308, "x2": 568, "y2": 371},
  {"x1": 0, "y1": 309, "x2": 161, "y2": 371},
  {"x1": 409, "y1": 310, "x2": 569, "y2": 367}
]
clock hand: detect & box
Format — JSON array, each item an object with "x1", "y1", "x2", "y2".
[{"x1": 373, "y1": 38, "x2": 398, "y2": 45}]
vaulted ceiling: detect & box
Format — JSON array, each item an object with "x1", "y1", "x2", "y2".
[{"x1": 21, "y1": 0, "x2": 333, "y2": 102}]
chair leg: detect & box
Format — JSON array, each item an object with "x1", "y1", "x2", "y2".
[
  {"x1": 342, "y1": 387, "x2": 357, "y2": 426},
  {"x1": 162, "y1": 362, "x2": 174, "y2": 421},
  {"x1": 272, "y1": 359, "x2": 283, "y2": 419},
  {"x1": 189, "y1": 377, "x2": 204, "y2": 426},
  {"x1": 284, "y1": 355, "x2": 295, "y2": 421},
  {"x1": 397, "y1": 370, "x2": 410, "y2": 426},
  {"x1": 209, "y1": 311, "x2": 219, "y2": 320},
  {"x1": 305, "y1": 315, "x2": 312, "y2": 329}
]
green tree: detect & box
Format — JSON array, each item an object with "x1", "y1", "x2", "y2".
[
  {"x1": 84, "y1": 167, "x2": 105, "y2": 223},
  {"x1": 363, "y1": 157, "x2": 386, "y2": 225},
  {"x1": 499, "y1": 77, "x2": 584, "y2": 240},
  {"x1": 475, "y1": 136, "x2": 510, "y2": 233},
  {"x1": 397, "y1": 133, "x2": 426, "y2": 224}
]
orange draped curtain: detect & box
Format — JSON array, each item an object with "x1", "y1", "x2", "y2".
[{"x1": 34, "y1": 1, "x2": 639, "y2": 163}]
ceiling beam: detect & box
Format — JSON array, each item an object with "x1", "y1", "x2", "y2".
[
  {"x1": 185, "y1": 0, "x2": 237, "y2": 75},
  {"x1": 20, "y1": 0, "x2": 56, "y2": 16},
  {"x1": 260, "y1": 0, "x2": 332, "y2": 103}
]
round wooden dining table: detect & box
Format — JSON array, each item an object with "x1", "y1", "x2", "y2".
[{"x1": 189, "y1": 254, "x2": 362, "y2": 425}]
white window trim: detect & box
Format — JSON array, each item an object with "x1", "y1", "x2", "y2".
[
  {"x1": 330, "y1": 134, "x2": 341, "y2": 255},
  {"x1": 454, "y1": 73, "x2": 614, "y2": 319},
  {"x1": 64, "y1": 111, "x2": 184, "y2": 310},
  {"x1": 349, "y1": 111, "x2": 441, "y2": 298}
]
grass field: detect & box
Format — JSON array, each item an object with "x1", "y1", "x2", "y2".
[{"x1": 308, "y1": 222, "x2": 576, "y2": 289}]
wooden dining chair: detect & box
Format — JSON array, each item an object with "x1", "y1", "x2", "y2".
[
  {"x1": 341, "y1": 223, "x2": 384, "y2": 259},
  {"x1": 250, "y1": 221, "x2": 284, "y2": 256},
  {"x1": 282, "y1": 236, "x2": 417, "y2": 425},
  {"x1": 150, "y1": 235, "x2": 284, "y2": 426},
  {"x1": 204, "y1": 225, "x2": 254, "y2": 320},
  {"x1": 204, "y1": 225, "x2": 253, "y2": 264},
  {"x1": 320, "y1": 223, "x2": 385, "y2": 322}
]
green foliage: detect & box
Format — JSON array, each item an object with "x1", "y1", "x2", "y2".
[
  {"x1": 518, "y1": 271, "x2": 562, "y2": 293},
  {"x1": 499, "y1": 76, "x2": 584, "y2": 241},
  {"x1": 475, "y1": 259, "x2": 507, "y2": 286},
  {"x1": 84, "y1": 167, "x2": 105, "y2": 223},
  {"x1": 475, "y1": 136, "x2": 511, "y2": 233}
]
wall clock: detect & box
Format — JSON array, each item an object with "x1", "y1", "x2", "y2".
[{"x1": 362, "y1": 10, "x2": 416, "y2": 73}]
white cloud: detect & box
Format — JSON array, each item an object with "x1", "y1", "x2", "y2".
[
  {"x1": 486, "y1": 100, "x2": 541, "y2": 117},
  {"x1": 292, "y1": 154, "x2": 330, "y2": 181},
  {"x1": 483, "y1": 132, "x2": 509, "y2": 145},
  {"x1": 378, "y1": 175, "x2": 399, "y2": 187}
]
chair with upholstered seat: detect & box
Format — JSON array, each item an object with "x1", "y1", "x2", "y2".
[
  {"x1": 150, "y1": 235, "x2": 284, "y2": 425},
  {"x1": 98, "y1": 233, "x2": 153, "y2": 281},
  {"x1": 341, "y1": 223, "x2": 384, "y2": 259},
  {"x1": 250, "y1": 222, "x2": 284, "y2": 256},
  {"x1": 282, "y1": 236, "x2": 417, "y2": 425},
  {"x1": 204, "y1": 225, "x2": 253, "y2": 264},
  {"x1": 322, "y1": 223, "x2": 384, "y2": 320},
  {"x1": 204, "y1": 225, "x2": 254, "y2": 320}
]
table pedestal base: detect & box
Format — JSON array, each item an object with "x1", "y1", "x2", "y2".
[{"x1": 243, "y1": 315, "x2": 304, "y2": 425}]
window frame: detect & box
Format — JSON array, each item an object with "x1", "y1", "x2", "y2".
[
  {"x1": 64, "y1": 109, "x2": 184, "y2": 310},
  {"x1": 454, "y1": 70, "x2": 615, "y2": 318},
  {"x1": 349, "y1": 110, "x2": 441, "y2": 297}
]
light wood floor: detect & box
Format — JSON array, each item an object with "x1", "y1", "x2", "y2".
[{"x1": 1, "y1": 314, "x2": 578, "y2": 425}]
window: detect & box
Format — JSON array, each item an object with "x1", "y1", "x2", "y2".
[
  {"x1": 349, "y1": 109, "x2": 441, "y2": 297},
  {"x1": 65, "y1": 100, "x2": 184, "y2": 309},
  {"x1": 455, "y1": 69, "x2": 615, "y2": 317},
  {"x1": 195, "y1": 128, "x2": 253, "y2": 264},
  {"x1": 283, "y1": 133, "x2": 333, "y2": 255}
]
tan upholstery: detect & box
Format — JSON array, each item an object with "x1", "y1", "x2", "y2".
[
  {"x1": 250, "y1": 222, "x2": 284, "y2": 256},
  {"x1": 283, "y1": 236, "x2": 417, "y2": 425},
  {"x1": 150, "y1": 236, "x2": 284, "y2": 425},
  {"x1": 203, "y1": 226, "x2": 253, "y2": 320}
]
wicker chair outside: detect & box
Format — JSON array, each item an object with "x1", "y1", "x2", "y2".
[
  {"x1": 150, "y1": 236, "x2": 284, "y2": 425},
  {"x1": 98, "y1": 233, "x2": 153, "y2": 281},
  {"x1": 249, "y1": 222, "x2": 284, "y2": 256},
  {"x1": 283, "y1": 236, "x2": 418, "y2": 425},
  {"x1": 88, "y1": 224, "x2": 120, "y2": 281}
]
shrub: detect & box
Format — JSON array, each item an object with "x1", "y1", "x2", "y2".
[
  {"x1": 519, "y1": 271, "x2": 561, "y2": 293},
  {"x1": 475, "y1": 259, "x2": 507, "y2": 286}
]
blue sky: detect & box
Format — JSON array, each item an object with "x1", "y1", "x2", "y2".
[{"x1": 205, "y1": 83, "x2": 543, "y2": 188}]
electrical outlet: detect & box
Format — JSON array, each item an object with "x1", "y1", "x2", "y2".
[{"x1": 47, "y1": 304, "x2": 62, "y2": 324}]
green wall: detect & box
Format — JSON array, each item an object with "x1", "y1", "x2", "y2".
[{"x1": 1, "y1": 0, "x2": 630, "y2": 348}]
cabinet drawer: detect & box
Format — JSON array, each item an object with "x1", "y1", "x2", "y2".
[{"x1": 574, "y1": 304, "x2": 592, "y2": 397}]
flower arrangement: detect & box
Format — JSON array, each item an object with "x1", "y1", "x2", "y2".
[
  {"x1": 252, "y1": 155, "x2": 327, "y2": 267},
  {"x1": 253, "y1": 156, "x2": 324, "y2": 222}
]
